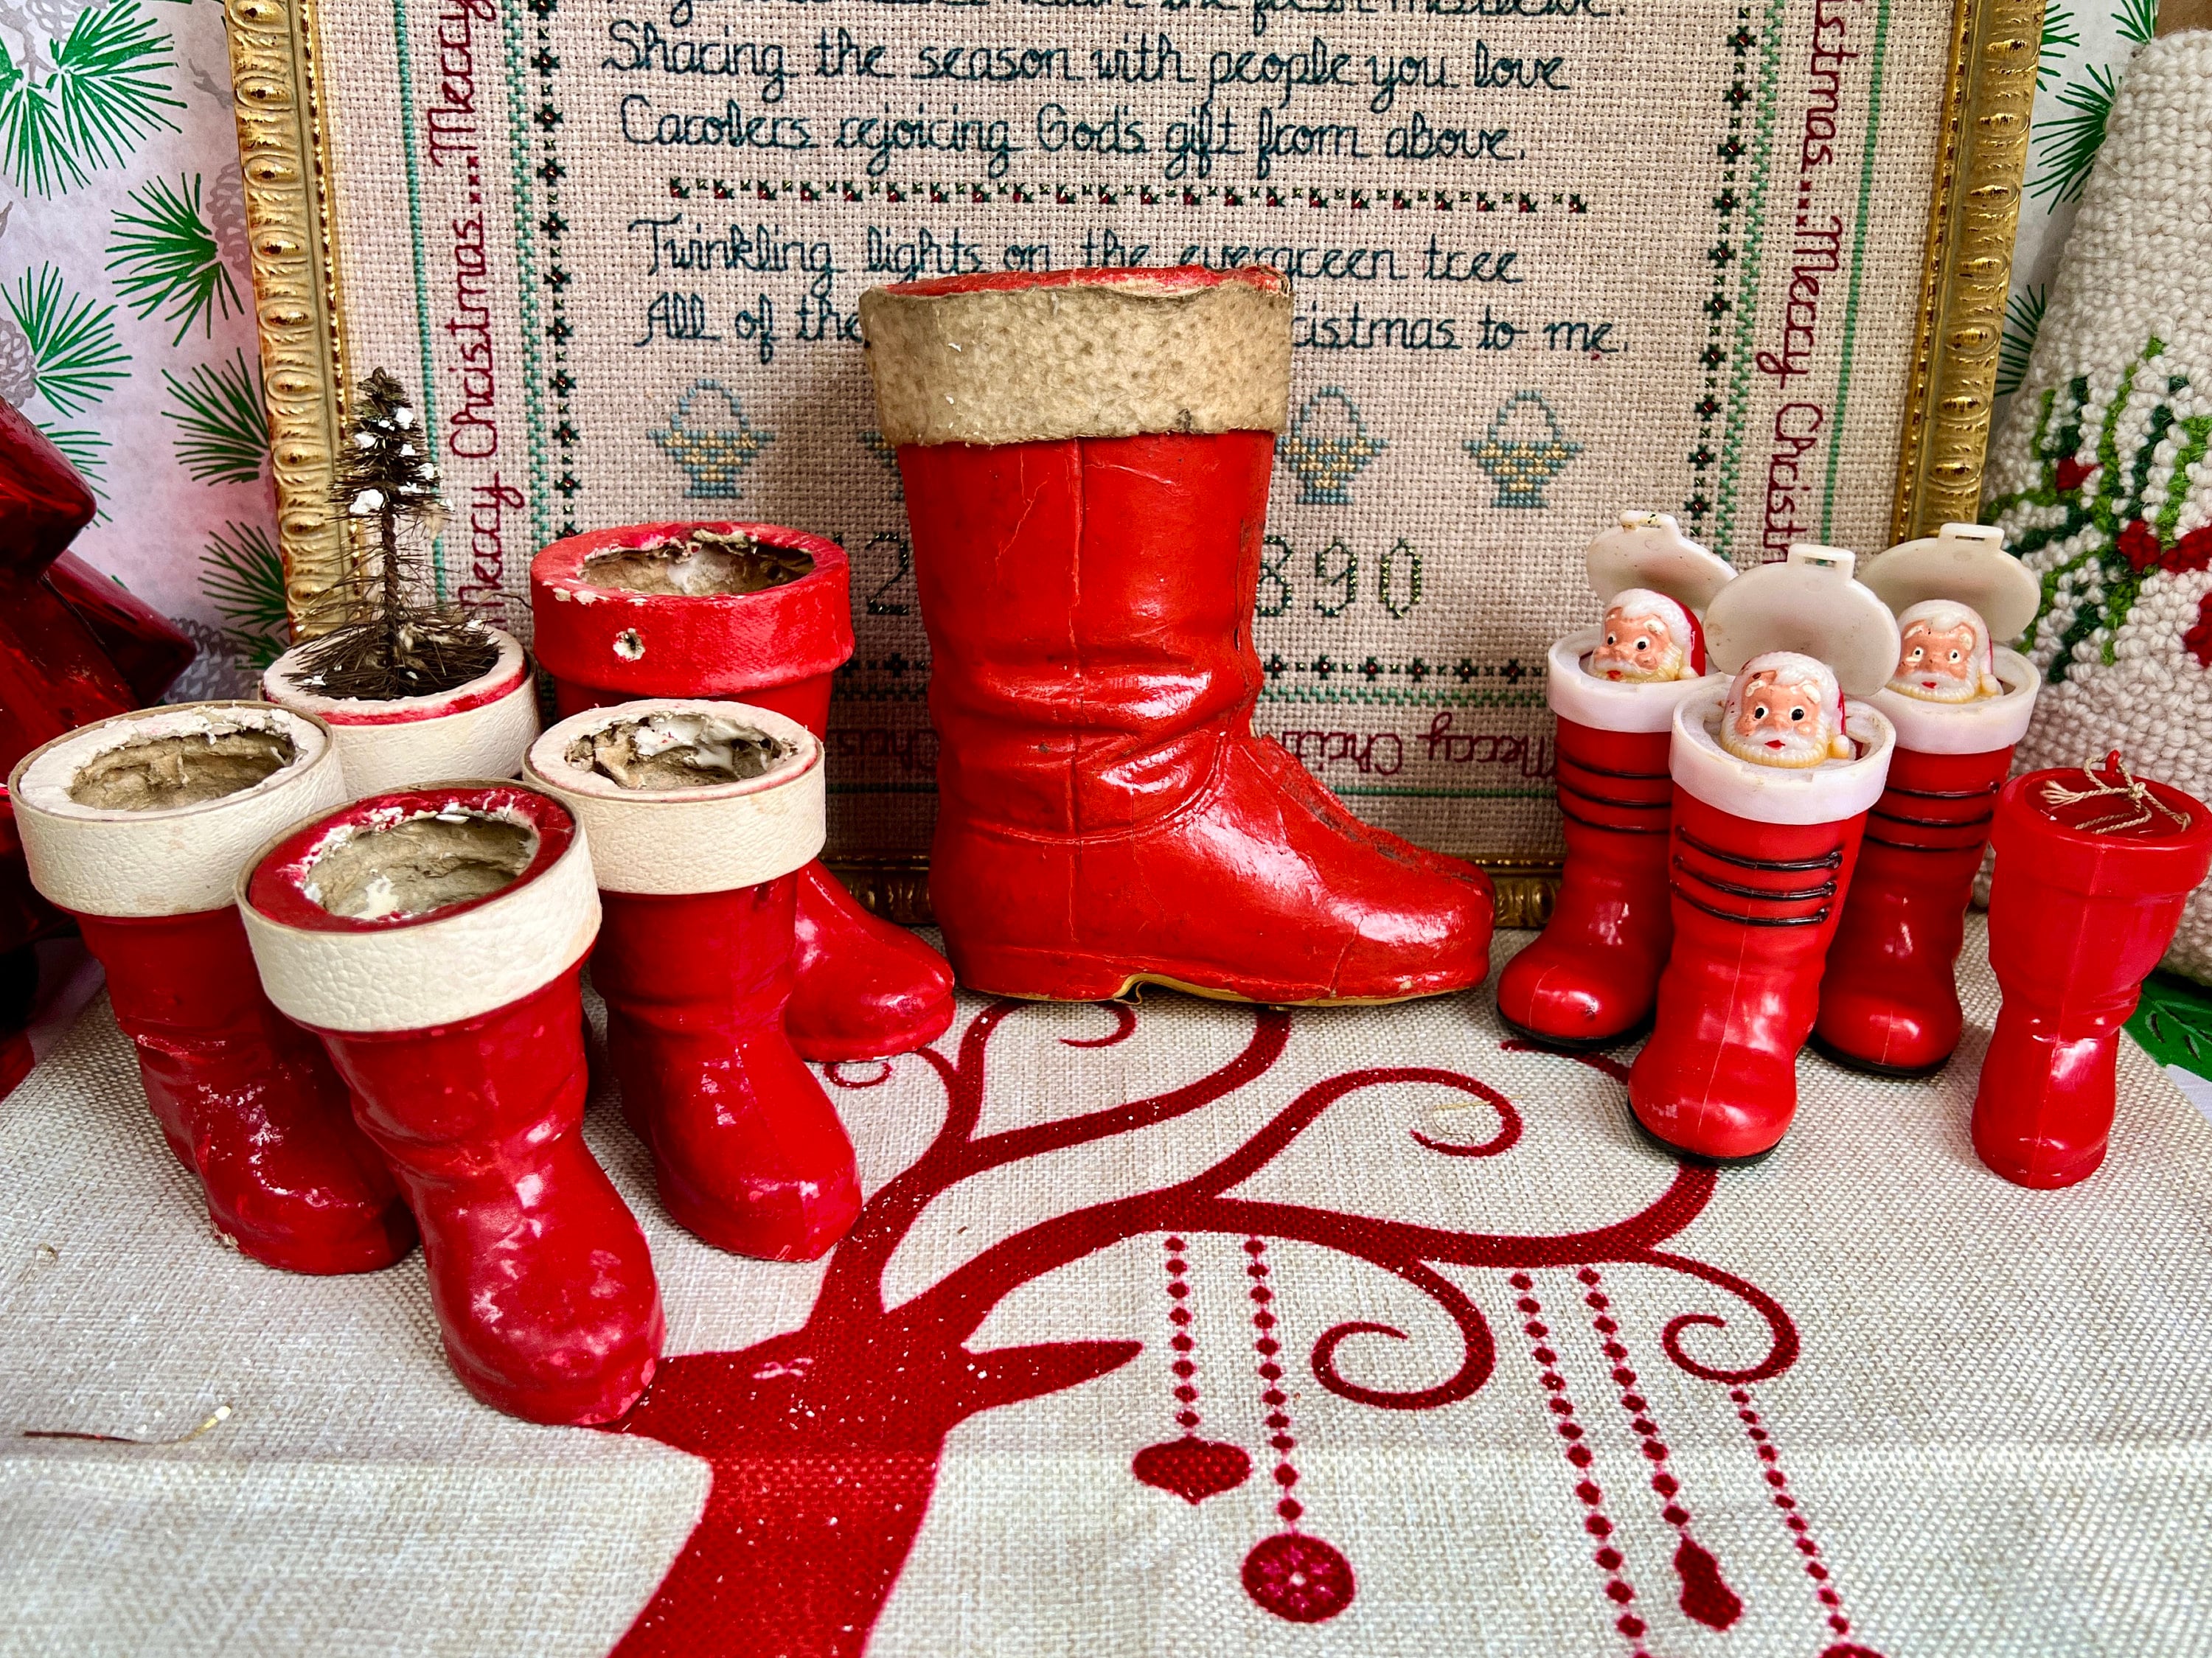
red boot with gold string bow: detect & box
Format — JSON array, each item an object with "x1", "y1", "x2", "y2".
[
  {"x1": 1973, "y1": 753, "x2": 2212, "y2": 1188},
  {"x1": 1498, "y1": 512, "x2": 1735, "y2": 1048}
]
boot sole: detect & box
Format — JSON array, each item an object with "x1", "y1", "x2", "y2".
[
  {"x1": 1498, "y1": 1010, "x2": 1652, "y2": 1053},
  {"x1": 959, "y1": 960, "x2": 1485, "y2": 1009},
  {"x1": 1806, "y1": 1031, "x2": 1953, "y2": 1080},
  {"x1": 1628, "y1": 1110, "x2": 1781, "y2": 1167}
]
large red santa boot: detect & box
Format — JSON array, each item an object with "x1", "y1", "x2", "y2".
[
  {"x1": 1972, "y1": 756, "x2": 2212, "y2": 1188},
  {"x1": 860, "y1": 267, "x2": 1492, "y2": 1003},
  {"x1": 1628, "y1": 548, "x2": 1900, "y2": 1159},
  {"x1": 526, "y1": 699, "x2": 861, "y2": 1261},
  {"x1": 1814, "y1": 524, "x2": 2042, "y2": 1074},
  {"x1": 11, "y1": 703, "x2": 414, "y2": 1272},
  {"x1": 1498, "y1": 513, "x2": 1733, "y2": 1046},
  {"x1": 241, "y1": 783, "x2": 662, "y2": 1424},
  {"x1": 532, "y1": 523, "x2": 953, "y2": 1063}
]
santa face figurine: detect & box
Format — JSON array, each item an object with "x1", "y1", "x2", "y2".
[
  {"x1": 1889, "y1": 598, "x2": 2003, "y2": 703},
  {"x1": 1627, "y1": 543, "x2": 1899, "y2": 1160},
  {"x1": 1813, "y1": 523, "x2": 2042, "y2": 1076},
  {"x1": 1590, "y1": 588, "x2": 1702, "y2": 684},
  {"x1": 1496, "y1": 513, "x2": 1733, "y2": 1049},
  {"x1": 1718, "y1": 650, "x2": 1855, "y2": 767}
]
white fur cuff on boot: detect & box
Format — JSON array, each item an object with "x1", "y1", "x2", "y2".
[
  {"x1": 12, "y1": 703, "x2": 347, "y2": 918},
  {"x1": 524, "y1": 700, "x2": 825, "y2": 896}
]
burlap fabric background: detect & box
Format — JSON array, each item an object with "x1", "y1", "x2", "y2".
[
  {"x1": 1983, "y1": 30, "x2": 2212, "y2": 981},
  {"x1": 306, "y1": 0, "x2": 1952, "y2": 863},
  {"x1": 5, "y1": 917, "x2": 2210, "y2": 1656}
]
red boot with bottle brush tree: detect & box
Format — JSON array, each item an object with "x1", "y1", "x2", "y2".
[
  {"x1": 260, "y1": 370, "x2": 538, "y2": 795},
  {"x1": 1627, "y1": 545, "x2": 1901, "y2": 1160},
  {"x1": 1812, "y1": 523, "x2": 2043, "y2": 1076},
  {"x1": 1497, "y1": 511, "x2": 1735, "y2": 1048},
  {"x1": 531, "y1": 523, "x2": 953, "y2": 1063},
  {"x1": 860, "y1": 266, "x2": 1492, "y2": 1004},
  {"x1": 1974, "y1": 752, "x2": 2212, "y2": 1188},
  {"x1": 241, "y1": 782, "x2": 663, "y2": 1424},
  {"x1": 527, "y1": 699, "x2": 862, "y2": 1261}
]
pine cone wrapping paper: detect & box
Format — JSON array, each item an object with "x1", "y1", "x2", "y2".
[{"x1": 1984, "y1": 29, "x2": 2212, "y2": 981}]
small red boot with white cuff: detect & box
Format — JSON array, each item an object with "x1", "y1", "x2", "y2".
[
  {"x1": 1628, "y1": 546, "x2": 1901, "y2": 1160},
  {"x1": 526, "y1": 700, "x2": 862, "y2": 1261},
  {"x1": 240, "y1": 784, "x2": 662, "y2": 1424},
  {"x1": 12, "y1": 703, "x2": 414, "y2": 1274},
  {"x1": 1498, "y1": 512, "x2": 1735, "y2": 1047},
  {"x1": 531, "y1": 524, "x2": 953, "y2": 1063},
  {"x1": 1814, "y1": 523, "x2": 2043, "y2": 1075}
]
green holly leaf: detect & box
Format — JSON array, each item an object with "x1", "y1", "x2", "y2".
[{"x1": 2129, "y1": 972, "x2": 2212, "y2": 1079}]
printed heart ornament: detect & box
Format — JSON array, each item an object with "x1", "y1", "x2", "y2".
[{"x1": 1131, "y1": 1435, "x2": 1251, "y2": 1505}]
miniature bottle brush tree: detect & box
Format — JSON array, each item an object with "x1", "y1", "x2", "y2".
[{"x1": 285, "y1": 369, "x2": 496, "y2": 698}]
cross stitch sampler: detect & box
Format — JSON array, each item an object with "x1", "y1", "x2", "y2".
[{"x1": 302, "y1": 0, "x2": 1963, "y2": 864}]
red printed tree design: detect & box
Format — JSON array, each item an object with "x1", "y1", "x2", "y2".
[{"x1": 603, "y1": 1001, "x2": 1804, "y2": 1658}]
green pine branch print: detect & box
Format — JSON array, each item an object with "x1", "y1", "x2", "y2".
[
  {"x1": 2028, "y1": 63, "x2": 2121, "y2": 206},
  {"x1": 1984, "y1": 338, "x2": 2212, "y2": 684},
  {"x1": 4, "y1": 263, "x2": 128, "y2": 416},
  {"x1": 0, "y1": 0, "x2": 184, "y2": 198},
  {"x1": 1997, "y1": 285, "x2": 2048, "y2": 400},
  {"x1": 2112, "y1": 0, "x2": 2158, "y2": 46},
  {"x1": 2037, "y1": 5, "x2": 2078, "y2": 89},
  {"x1": 161, "y1": 349, "x2": 268, "y2": 484},
  {"x1": 108, "y1": 173, "x2": 243, "y2": 343},
  {"x1": 37, "y1": 422, "x2": 110, "y2": 492},
  {"x1": 200, "y1": 520, "x2": 291, "y2": 667}
]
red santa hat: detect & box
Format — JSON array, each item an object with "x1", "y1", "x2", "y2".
[{"x1": 1605, "y1": 586, "x2": 1707, "y2": 675}]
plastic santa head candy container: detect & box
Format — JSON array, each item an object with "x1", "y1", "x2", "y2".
[
  {"x1": 1888, "y1": 599, "x2": 2000, "y2": 702},
  {"x1": 1854, "y1": 522, "x2": 2042, "y2": 746},
  {"x1": 1581, "y1": 512, "x2": 1733, "y2": 683},
  {"x1": 1547, "y1": 512, "x2": 1736, "y2": 735},
  {"x1": 1719, "y1": 650, "x2": 1851, "y2": 767},
  {"x1": 1679, "y1": 542, "x2": 1899, "y2": 791}
]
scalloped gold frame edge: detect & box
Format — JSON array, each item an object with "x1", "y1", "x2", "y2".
[
  {"x1": 1891, "y1": 0, "x2": 2042, "y2": 543},
  {"x1": 226, "y1": 0, "x2": 349, "y2": 638}
]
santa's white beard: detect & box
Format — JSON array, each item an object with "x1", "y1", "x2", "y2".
[
  {"x1": 1888, "y1": 668, "x2": 1980, "y2": 703},
  {"x1": 1719, "y1": 717, "x2": 1835, "y2": 769},
  {"x1": 1590, "y1": 645, "x2": 1686, "y2": 683}
]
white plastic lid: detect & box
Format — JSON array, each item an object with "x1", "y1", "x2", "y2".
[
  {"x1": 1702, "y1": 543, "x2": 1902, "y2": 697},
  {"x1": 1857, "y1": 522, "x2": 2042, "y2": 647},
  {"x1": 1585, "y1": 511, "x2": 1737, "y2": 612}
]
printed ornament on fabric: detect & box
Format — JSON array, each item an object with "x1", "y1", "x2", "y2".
[
  {"x1": 11, "y1": 927, "x2": 2212, "y2": 1656},
  {"x1": 1983, "y1": 30, "x2": 2212, "y2": 982}
]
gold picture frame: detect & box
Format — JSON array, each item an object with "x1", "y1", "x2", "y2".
[{"x1": 222, "y1": 0, "x2": 2042, "y2": 920}]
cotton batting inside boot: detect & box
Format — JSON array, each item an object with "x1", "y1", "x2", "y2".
[
  {"x1": 582, "y1": 529, "x2": 813, "y2": 596},
  {"x1": 565, "y1": 711, "x2": 793, "y2": 790},
  {"x1": 302, "y1": 812, "x2": 537, "y2": 921},
  {"x1": 67, "y1": 724, "x2": 296, "y2": 811}
]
